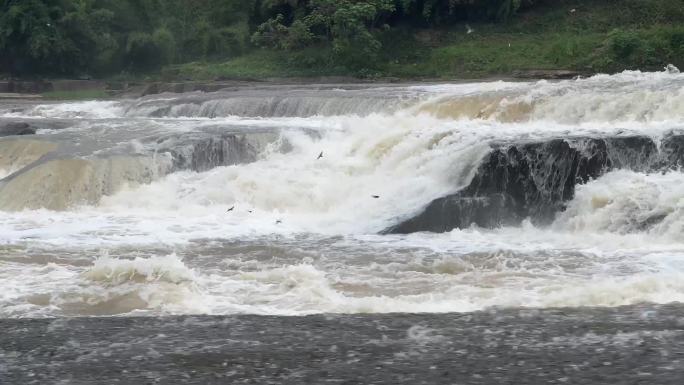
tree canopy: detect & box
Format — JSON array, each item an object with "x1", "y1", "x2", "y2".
[
  {"x1": 1, "y1": 0, "x2": 256, "y2": 75},
  {"x1": 2, "y1": 0, "x2": 680, "y2": 77}
]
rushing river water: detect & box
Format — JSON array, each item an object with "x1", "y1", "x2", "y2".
[{"x1": 1, "y1": 69, "x2": 684, "y2": 318}]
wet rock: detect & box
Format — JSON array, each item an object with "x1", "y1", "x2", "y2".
[
  {"x1": 604, "y1": 136, "x2": 659, "y2": 171},
  {"x1": 512, "y1": 69, "x2": 583, "y2": 79},
  {"x1": 156, "y1": 131, "x2": 284, "y2": 172},
  {"x1": 659, "y1": 134, "x2": 684, "y2": 170},
  {"x1": 0, "y1": 122, "x2": 36, "y2": 136},
  {"x1": 387, "y1": 135, "x2": 673, "y2": 234}
]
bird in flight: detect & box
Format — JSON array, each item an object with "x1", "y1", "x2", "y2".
[
  {"x1": 371, "y1": 195, "x2": 380, "y2": 199},
  {"x1": 317, "y1": 151, "x2": 324, "y2": 160},
  {"x1": 275, "y1": 219, "x2": 283, "y2": 224},
  {"x1": 227, "y1": 205, "x2": 235, "y2": 212}
]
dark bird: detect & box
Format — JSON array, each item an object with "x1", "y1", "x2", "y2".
[
  {"x1": 275, "y1": 219, "x2": 283, "y2": 224},
  {"x1": 317, "y1": 151, "x2": 324, "y2": 160},
  {"x1": 371, "y1": 195, "x2": 380, "y2": 199},
  {"x1": 227, "y1": 205, "x2": 235, "y2": 212},
  {"x1": 248, "y1": 210, "x2": 253, "y2": 213}
]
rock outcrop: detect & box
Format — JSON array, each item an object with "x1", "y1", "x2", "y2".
[
  {"x1": 0, "y1": 122, "x2": 36, "y2": 136},
  {"x1": 387, "y1": 135, "x2": 681, "y2": 234},
  {"x1": 155, "y1": 131, "x2": 284, "y2": 172}
]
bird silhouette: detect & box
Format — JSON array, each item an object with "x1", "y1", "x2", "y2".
[
  {"x1": 317, "y1": 151, "x2": 324, "y2": 160},
  {"x1": 227, "y1": 205, "x2": 235, "y2": 212},
  {"x1": 275, "y1": 219, "x2": 283, "y2": 224},
  {"x1": 372, "y1": 195, "x2": 380, "y2": 199}
]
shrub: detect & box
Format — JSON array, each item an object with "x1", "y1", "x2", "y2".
[
  {"x1": 152, "y1": 28, "x2": 176, "y2": 65},
  {"x1": 608, "y1": 29, "x2": 641, "y2": 59},
  {"x1": 126, "y1": 29, "x2": 176, "y2": 71}
]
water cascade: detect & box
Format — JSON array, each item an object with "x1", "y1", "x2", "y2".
[{"x1": 2, "y1": 69, "x2": 684, "y2": 317}]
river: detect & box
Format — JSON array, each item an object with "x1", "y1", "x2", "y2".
[{"x1": 2, "y1": 69, "x2": 684, "y2": 319}]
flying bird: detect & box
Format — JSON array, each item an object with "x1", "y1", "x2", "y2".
[
  {"x1": 226, "y1": 205, "x2": 235, "y2": 212},
  {"x1": 466, "y1": 24, "x2": 474, "y2": 34},
  {"x1": 371, "y1": 195, "x2": 380, "y2": 199},
  {"x1": 275, "y1": 219, "x2": 283, "y2": 224},
  {"x1": 317, "y1": 151, "x2": 324, "y2": 160}
]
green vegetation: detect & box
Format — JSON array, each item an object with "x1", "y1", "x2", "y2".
[{"x1": 1, "y1": 0, "x2": 683, "y2": 81}]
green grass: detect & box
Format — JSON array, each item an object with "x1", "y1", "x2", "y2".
[
  {"x1": 42, "y1": 89, "x2": 110, "y2": 100},
  {"x1": 161, "y1": 48, "x2": 351, "y2": 81},
  {"x1": 379, "y1": 33, "x2": 602, "y2": 78},
  {"x1": 155, "y1": 0, "x2": 684, "y2": 81}
]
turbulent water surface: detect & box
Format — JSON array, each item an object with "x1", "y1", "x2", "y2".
[{"x1": 2, "y1": 69, "x2": 684, "y2": 319}]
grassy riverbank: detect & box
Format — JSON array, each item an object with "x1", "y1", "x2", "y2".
[
  {"x1": 3, "y1": 0, "x2": 682, "y2": 84},
  {"x1": 161, "y1": 1, "x2": 684, "y2": 81}
]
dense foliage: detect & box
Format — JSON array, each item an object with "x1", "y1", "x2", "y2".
[
  {"x1": 0, "y1": 0, "x2": 538, "y2": 75},
  {"x1": 1, "y1": 0, "x2": 683, "y2": 77},
  {"x1": 250, "y1": 0, "x2": 539, "y2": 68},
  {"x1": 0, "y1": 0, "x2": 254, "y2": 75}
]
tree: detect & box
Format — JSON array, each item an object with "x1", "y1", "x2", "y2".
[
  {"x1": 0, "y1": 0, "x2": 113, "y2": 75},
  {"x1": 252, "y1": 0, "x2": 395, "y2": 69}
]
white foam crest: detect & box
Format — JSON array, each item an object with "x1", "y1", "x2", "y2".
[
  {"x1": 8, "y1": 101, "x2": 125, "y2": 119},
  {"x1": 554, "y1": 170, "x2": 684, "y2": 237},
  {"x1": 416, "y1": 67, "x2": 684, "y2": 124},
  {"x1": 538, "y1": 273, "x2": 684, "y2": 308},
  {"x1": 98, "y1": 113, "x2": 490, "y2": 234},
  {"x1": 183, "y1": 258, "x2": 684, "y2": 315},
  {"x1": 4, "y1": 228, "x2": 684, "y2": 317},
  {"x1": 83, "y1": 254, "x2": 197, "y2": 285},
  {"x1": 527, "y1": 84, "x2": 684, "y2": 124},
  {"x1": 407, "y1": 80, "x2": 529, "y2": 95},
  {"x1": 0, "y1": 255, "x2": 205, "y2": 317},
  {"x1": 123, "y1": 90, "x2": 414, "y2": 118}
]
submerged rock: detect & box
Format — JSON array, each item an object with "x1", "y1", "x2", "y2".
[
  {"x1": 387, "y1": 135, "x2": 676, "y2": 234},
  {"x1": 0, "y1": 122, "x2": 36, "y2": 136},
  {"x1": 155, "y1": 131, "x2": 285, "y2": 172}
]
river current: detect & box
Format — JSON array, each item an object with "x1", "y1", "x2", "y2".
[{"x1": 2, "y1": 69, "x2": 684, "y2": 318}]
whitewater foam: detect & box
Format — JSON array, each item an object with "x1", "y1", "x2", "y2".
[
  {"x1": 10, "y1": 68, "x2": 681, "y2": 125},
  {"x1": 2, "y1": 69, "x2": 684, "y2": 318},
  {"x1": 554, "y1": 170, "x2": 684, "y2": 237},
  {"x1": 83, "y1": 254, "x2": 197, "y2": 285},
  {"x1": 416, "y1": 67, "x2": 684, "y2": 124}
]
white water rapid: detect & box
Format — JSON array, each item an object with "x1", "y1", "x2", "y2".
[{"x1": 2, "y1": 69, "x2": 684, "y2": 317}]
